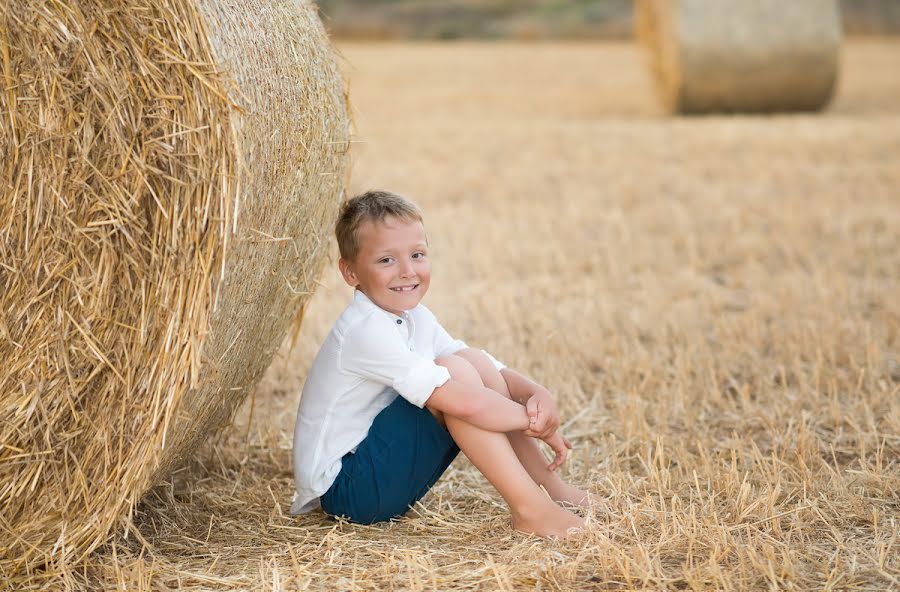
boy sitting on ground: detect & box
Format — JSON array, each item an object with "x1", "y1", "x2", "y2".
[{"x1": 291, "y1": 190, "x2": 588, "y2": 538}]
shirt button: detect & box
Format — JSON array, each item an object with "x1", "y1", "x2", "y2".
[{"x1": 396, "y1": 319, "x2": 402, "y2": 324}]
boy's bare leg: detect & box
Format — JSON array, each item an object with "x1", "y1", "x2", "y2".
[
  {"x1": 433, "y1": 355, "x2": 584, "y2": 538},
  {"x1": 453, "y1": 349, "x2": 591, "y2": 508}
]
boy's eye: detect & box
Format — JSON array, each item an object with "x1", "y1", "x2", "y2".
[
  {"x1": 412, "y1": 252, "x2": 425, "y2": 259},
  {"x1": 379, "y1": 257, "x2": 393, "y2": 264}
]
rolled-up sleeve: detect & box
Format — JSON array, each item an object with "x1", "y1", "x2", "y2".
[
  {"x1": 393, "y1": 362, "x2": 450, "y2": 407},
  {"x1": 339, "y1": 315, "x2": 450, "y2": 408}
]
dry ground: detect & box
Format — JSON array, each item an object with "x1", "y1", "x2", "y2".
[{"x1": 62, "y1": 41, "x2": 900, "y2": 590}]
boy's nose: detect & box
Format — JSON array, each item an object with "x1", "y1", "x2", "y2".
[{"x1": 398, "y1": 260, "x2": 414, "y2": 278}]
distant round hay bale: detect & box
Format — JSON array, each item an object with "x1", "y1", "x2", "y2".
[
  {"x1": 0, "y1": 0, "x2": 349, "y2": 579},
  {"x1": 636, "y1": 0, "x2": 843, "y2": 113}
]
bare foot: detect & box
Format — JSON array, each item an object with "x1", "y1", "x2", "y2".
[
  {"x1": 511, "y1": 503, "x2": 586, "y2": 539},
  {"x1": 546, "y1": 483, "x2": 593, "y2": 508}
]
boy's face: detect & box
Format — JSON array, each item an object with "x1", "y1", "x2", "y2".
[{"x1": 339, "y1": 216, "x2": 431, "y2": 315}]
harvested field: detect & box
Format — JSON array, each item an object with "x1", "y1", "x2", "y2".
[{"x1": 52, "y1": 40, "x2": 900, "y2": 590}]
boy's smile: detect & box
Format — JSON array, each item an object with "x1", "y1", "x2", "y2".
[{"x1": 339, "y1": 216, "x2": 431, "y2": 316}]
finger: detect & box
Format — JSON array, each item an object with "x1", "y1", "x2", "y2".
[
  {"x1": 564, "y1": 436, "x2": 573, "y2": 449},
  {"x1": 549, "y1": 438, "x2": 566, "y2": 469},
  {"x1": 549, "y1": 446, "x2": 566, "y2": 471},
  {"x1": 558, "y1": 445, "x2": 568, "y2": 467},
  {"x1": 538, "y1": 413, "x2": 557, "y2": 436}
]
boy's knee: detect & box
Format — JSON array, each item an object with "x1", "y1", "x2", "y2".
[
  {"x1": 452, "y1": 348, "x2": 510, "y2": 397},
  {"x1": 434, "y1": 354, "x2": 483, "y2": 387},
  {"x1": 454, "y1": 348, "x2": 495, "y2": 376}
]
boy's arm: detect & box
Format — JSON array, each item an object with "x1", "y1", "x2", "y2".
[
  {"x1": 499, "y1": 367, "x2": 560, "y2": 439},
  {"x1": 498, "y1": 367, "x2": 547, "y2": 404},
  {"x1": 426, "y1": 379, "x2": 531, "y2": 433},
  {"x1": 428, "y1": 374, "x2": 573, "y2": 470}
]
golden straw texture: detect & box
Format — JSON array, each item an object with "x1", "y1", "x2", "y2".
[
  {"x1": 0, "y1": 0, "x2": 349, "y2": 583},
  {"x1": 637, "y1": 0, "x2": 843, "y2": 113}
]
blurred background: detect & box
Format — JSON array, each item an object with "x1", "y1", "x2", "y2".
[{"x1": 313, "y1": 0, "x2": 900, "y2": 40}]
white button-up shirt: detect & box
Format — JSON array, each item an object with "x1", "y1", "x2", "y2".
[{"x1": 291, "y1": 289, "x2": 504, "y2": 514}]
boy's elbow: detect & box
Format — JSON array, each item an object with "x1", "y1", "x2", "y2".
[
  {"x1": 453, "y1": 397, "x2": 483, "y2": 423},
  {"x1": 428, "y1": 381, "x2": 482, "y2": 422},
  {"x1": 442, "y1": 395, "x2": 482, "y2": 423}
]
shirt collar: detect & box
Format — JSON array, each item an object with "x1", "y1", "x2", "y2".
[{"x1": 352, "y1": 288, "x2": 411, "y2": 324}]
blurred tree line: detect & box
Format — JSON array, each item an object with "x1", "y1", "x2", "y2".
[{"x1": 313, "y1": 0, "x2": 900, "y2": 39}]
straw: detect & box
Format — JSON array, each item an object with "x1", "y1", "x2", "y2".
[
  {"x1": 637, "y1": 0, "x2": 843, "y2": 113},
  {"x1": 0, "y1": 0, "x2": 349, "y2": 583}
]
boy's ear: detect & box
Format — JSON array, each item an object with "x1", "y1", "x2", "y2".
[{"x1": 338, "y1": 258, "x2": 358, "y2": 287}]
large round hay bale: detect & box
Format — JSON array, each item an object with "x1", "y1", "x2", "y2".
[
  {"x1": 636, "y1": 0, "x2": 843, "y2": 113},
  {"x1": 0, "y1": 0, "x2": 349, "y2": 580}
]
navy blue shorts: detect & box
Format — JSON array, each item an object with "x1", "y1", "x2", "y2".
[{"x1": 320, "y1": 392, "x2": 459, "y2": 524}]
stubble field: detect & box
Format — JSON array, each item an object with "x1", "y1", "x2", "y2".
[{"x1": 77, "y1": 41, "x2": 899, "y2": 590}]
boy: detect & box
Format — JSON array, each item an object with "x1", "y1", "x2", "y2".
[{"x1": 292, "y1": 190, "x2": 588, "y2": 538}]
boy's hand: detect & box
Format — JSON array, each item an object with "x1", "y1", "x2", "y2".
[
  {"x1": 542, "y1": 431, "x2": 573, "y2": 471},
  {"x1": 523, "y1": 389, "x2": 559, "y2": 439}
]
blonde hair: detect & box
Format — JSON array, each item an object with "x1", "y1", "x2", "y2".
[{"x1": 335, "y1": 190, "x2": 423, "y2": 261}]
